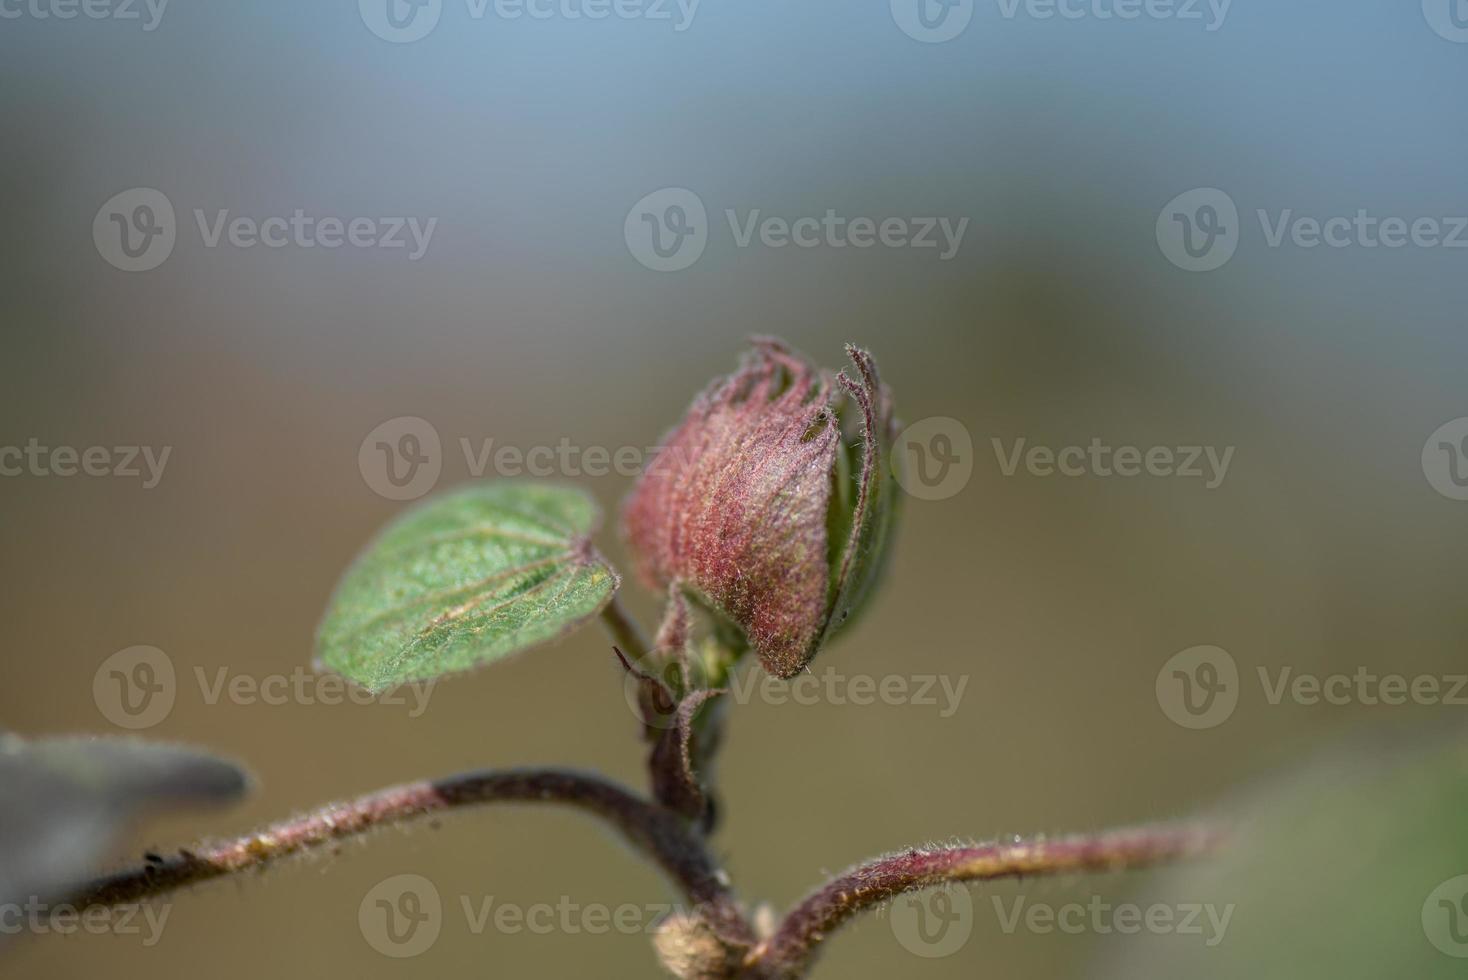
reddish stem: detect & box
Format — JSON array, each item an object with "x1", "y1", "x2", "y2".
[
  {"x1": 72, "y1": 766, "x2": 754, "y2": 950},
  {"x1": 745, "y1": 822, "x2": 1225, "y2": 978}
]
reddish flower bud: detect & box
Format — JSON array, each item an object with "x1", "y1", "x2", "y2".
[{"x1": 622, "y1": 339, "x2": 899, "y2": 678}]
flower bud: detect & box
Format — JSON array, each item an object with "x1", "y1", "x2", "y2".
[{"x1": 622, "y1": 338, "x2": 899, "y2": 678}]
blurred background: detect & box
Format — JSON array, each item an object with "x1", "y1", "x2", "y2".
[{"x1": 2, "y1": 1, "x2": 1467, "y2": 976}]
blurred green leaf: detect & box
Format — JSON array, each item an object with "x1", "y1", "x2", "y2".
[
  {"x1": 315, "y1": 482, "x2": 620, "y2": 692},
  {"x1": 1095, "y1": 729, "x2": 1468, "y2": 979},
  {"x1": 0, "y1": 734, "x2": 250, "y2": 909}
]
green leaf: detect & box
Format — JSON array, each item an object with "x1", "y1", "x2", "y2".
[
  {"x1": 315, "y1": 482, "x2": 621, "y2": 692},
  {"x1": 0, "y1": 734, "x2": 250, "y2": 909},
  {"x1": 1096, "y1": 730, "x2": 1468, "y2": 980}
]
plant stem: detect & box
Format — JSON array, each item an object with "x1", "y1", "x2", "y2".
[
  {"x1": 71, "y1": 766, "x2": 753, "y2": 948},
  {"x1": 601, "y1": 593, "x2": 652, "y2": 661},
  {"x1": 70, "y1": 766, "x2": 1217, "y2": 980},
  {"x1": 745, "y1": 822, "x2": 1225, "y2": 979}
]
